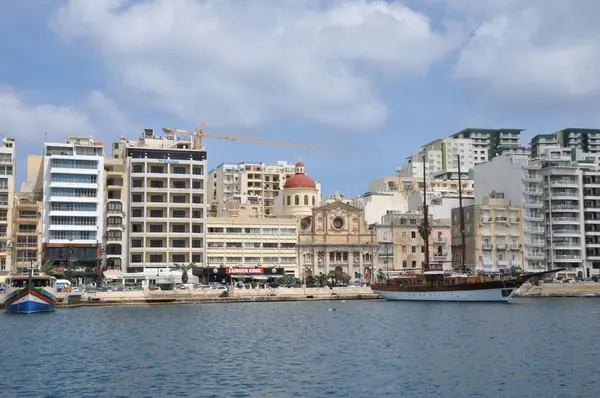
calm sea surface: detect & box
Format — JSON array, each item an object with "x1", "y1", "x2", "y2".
[{"x1": 0, "y1": 299, "x2": 599, "y2": 397}]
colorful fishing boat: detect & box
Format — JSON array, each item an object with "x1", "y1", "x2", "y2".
[{"x1": 3, "y1": 273, "x2": 57, "y2": 314}]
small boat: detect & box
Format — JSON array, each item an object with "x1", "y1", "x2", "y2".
[{"x1": 3, "y1": 272, "x2": 57, "y2": 314}]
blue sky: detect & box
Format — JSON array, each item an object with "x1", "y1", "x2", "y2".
[{"x1": 2, "y1": 0, "x2": 600, "y2": 196}]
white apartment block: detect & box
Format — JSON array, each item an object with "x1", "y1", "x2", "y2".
[
  {"x1": 398, "y1": 150, "x2": 443, "y2": 178},
  {"x1": 112, "y1": 128, "x2": 207, "y2": 277},
  {"x1": 206, "y1": 217, "x2": 299, "y2": 276},
  {"x1": 0, "y1": 138, "x2": 16, "y2": 273},
  {"x1": 208, "y1": 161, "x2": 297, "y2": 217},
  {"x1": 350, "y1": 191, "x2": 408, "y2": 225},
  {"x1": 42, "y1": 137, "x2": 105, "y2": 271},
  {"x1": 475, "y1": 149, "x2": 600, "y2": 278}
]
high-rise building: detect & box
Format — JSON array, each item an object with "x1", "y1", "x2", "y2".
[
  {"x1": 421, "y1": 137, "x2": 475, "y2": 179},
  {"x1": 111, "y1": 128, "x2": 208, "y2": 279},
  {"x1": 450, "y1": 128, "x2": 526, "y2": 161},
  {"x1": 208, "y1": 161, "x2": 298, "y2": 217},
  {"x1": 475, "y1": 148, "x2": 600, "y2": 278},
  {"x1": 42, "y1": 137, "x2": 105, "y2": 276},
  {"x1": 0, "y1": 137, "x2": 16, "y2": 273}
]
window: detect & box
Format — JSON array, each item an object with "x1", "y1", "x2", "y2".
[
  {"x1": 402, "y1": 246, "x2": 406, "y2": 253},
  {"x1": 295, "y1": 195, "x2": 299, "y2": 205},
  {"x1": 132, "y1": 164, "x2": 144, "y2": 173},
  {"x1": 150, "y1": 210, "x2": 163, "y2": 218},
  {"x1": 402, "y1": 261, "x2": 407, "y2": 268},
  {"x1": 192, "y1": 239, "x2": 202, "y2": 248},
  {"x1": 193, "y1": 166, "x2": 204, "y2": 175},
  {"x1": 150, "y1": 195, "x2": 164, "y2": 203},
  {"x1": 411, "y1": 260, "x2": 416, "y2": 268},
  {"x1": 172, "y1": 224, "x2": 186, "y2": 233},
  {"x1": 173, "y1": 195, "x2": 187, "y2": 203},
  {"x1": 132, "y1": 208, "x2": 143, "y2": 218},
  {"x1": 192, "y1": 224, "x2": 202, "y2": 233},
  {"x1": 411, "y1": 231, "x2": 416, "y2": 239},
  {"x1": 132, "y1": 194, "x2": 143, "y2": 203},
  {"x1": 107, "y1": 202, "x2": 122, "y2": 213},
  {"x1": 192, "y1": 195, "x2": 203, "y2": 204},
  {"x1": 402, "y1": 232, "x2": 407, "y2": 239},
  {"x1": 304, "y1": 195, "x2": 309, "y2": 205},
  {"x1": 149, "y1": 254, "x2": 163, "y2": 263},
  {"x1": 131, "y1": 239, "x2": 143, "y2": 248},
  {"x1": 171, "y1": 239, "x2": 187, "y2": 248},
  {"x1": 107, "y1": 230, "x2": 122, "y2": 240},
  {"x1": 150, "y1": 166, "x2": 164, "y2": 174},
  {"x1": 172, "y1": 254, "x2": 186, "y2": 263},
  {"x1": 411, "y1": 246, "x2": 416, "y2": 253},
  {"x1": 172, "y1": 210, "x2": 186, "y2": 218},
  {"x1": 149, "y1": 240, "x2": 163, "y2": 248},
  {"x1": 172, "y1": 181, "x2": 186, "y2": 189},
  {"x1": 173, "y1": 166, "x2": 187, "y2": 174},
  {"x1": 192, "y1": 180, "x2": 203, "y2": 189},
  {"x1": 149, "y1": 224, "x2": 163, "y2": 233},
  {"x1": 107, "y1": 217, "x2": 122, "y2": 226},
  {"x1": 287, "y1": 196, "x2": 291, "y2": 206},
  {"x1": 312, "y1": 196, "x2": 315, "y2": 206},
  {"x1": 192, "y1": 210, "x2": 203, "y2": 218},
  {"x1": 131, "y1": 254, "x2": 142, "y2": 263}
]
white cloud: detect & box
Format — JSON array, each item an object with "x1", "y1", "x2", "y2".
[
  {"x1": 0, "y1": 86, "x2": 133, "y2": 146},
  {"x1": 453, "y1": 0, "x2": 600, "y2": 108},
  {"x1": 50, "y1": 0, "x2": 461, "y2": 130}
]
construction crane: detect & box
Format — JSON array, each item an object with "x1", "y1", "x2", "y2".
[{"x1": 162, "y1": 123, "x2": 322, "y2": 151}]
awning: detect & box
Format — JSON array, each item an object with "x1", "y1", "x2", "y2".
[
  {"x1": 230, "y1": 275, "x2": 284, "y2": 280},
  {"x1": 0, "y1": 275, "x2": 8, "y2": 283}
]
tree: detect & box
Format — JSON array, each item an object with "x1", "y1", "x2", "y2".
[
  {"x1": 172, "y1": 263, "x2": 195, "y2": 284},
  {"x1": 377, "y1": 269, "x2": 387, "y2": 283},
  {"x1": 40, "y1": 260, "x2": 64, "y2": 278}
]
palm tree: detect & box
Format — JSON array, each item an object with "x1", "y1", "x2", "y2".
[
  {"x1": 172, "y1": 263, "x2": 195, "y2": 284},
  {"x1": 40, "y1": 260, "x2": 63, "y2": 277}
]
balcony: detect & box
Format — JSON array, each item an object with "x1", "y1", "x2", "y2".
[
  {"x1": 525, "y1": 240, "x2": 545, "y2": 247},
  {"x1": 550, "y1": 180, "x2": 579, "y2": 187},
  {"x1": 554, "y1": 255, "x2": 582, "y2": 261},
  {"x1": 482, "y1": 243, "x2": 493, "y2": 250},
  {"x1": 523, "y1": 174, "x2": 542, "y2": 182},
  {"x1": 552, "y1": 229, "x2": 581, "y2": 236},
  {"x1": 552, "y1": 217, "x2": 579, "y2": 224},
  {"x1": 526, "y1": 252, "x2": 544, "y2": 259},
  {"x1": 524, "y1": 214, "x2": 544, "y2": 222},
  {"x1": 524, "y1": 202, "x2": 543, "y2": 208},
  {"x1": 551, "y1": 204, "x2": 579, "y2": 211},
  {"x1": 551, "y1": 191, "x2": 579, "y2": 199},
  {"x1": 526, "y1": 227, "x2": 544, "y2": 234},
  {"x1": 524, "y1": 189, "x2": 542, "y2": 195}
]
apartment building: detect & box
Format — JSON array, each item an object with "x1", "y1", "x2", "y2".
[
  {"x1": 369, "y1": 175, "x2": 474, "y2": 198},
  {"x1": 450, "y1": 128, "x2": 525, "y2": 161},
  {"x1": 208, "y1": 161, "x2": 298, "y2": 217},
  {"x1": 530, "y1": 134, "x2": 559, "y2": 159},
  {"x1": 206, "y1": 217, "x2": 299, "y2": 276},
  {"x1": 422, "y1": 137, "x2": 475, "y2": 178},
  {"x1": 475, "y1": 148, "x2": 600, "y2": 277},
  {"x1": 112, "y1": 128, "x2": 207, "y2": 276},
  {"x1": 451, "y1": 196, "x2": 523, "y2": 273},
  {"x1": 12, "y1": 192, "x2": 42, "y2": 271},
  {"x1": 103, "y1": 158, "x2": 126, "y2": 273},
  {"x1": 42, "y1": 137, "x2": 105, "y2": 273},
  {"x1": 0, "y1": 138, "x2": 16, "y2": 273},
  {"x1": 374, "y1": 211, "x2": 432, "y2": 273}
]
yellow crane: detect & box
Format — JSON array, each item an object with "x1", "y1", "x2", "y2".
[{"x1": 162, "y1": 123, "x2": 322, "y2": 150}]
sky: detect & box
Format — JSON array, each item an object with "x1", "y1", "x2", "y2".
[{"x1": 2, "y1": 0, "x2": 600, "y2": 197}]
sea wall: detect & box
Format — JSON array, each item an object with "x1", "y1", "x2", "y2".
[
  {"x1": 0, "y1": 287, "x2": 380, "y2": 309},
  {"x1": 516, "y1": 283, "x2": 600, "y2": 297}
]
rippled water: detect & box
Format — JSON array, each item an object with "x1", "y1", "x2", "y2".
[{"x1": 0, "y1": 299, "x2": 599, "y2": 397}]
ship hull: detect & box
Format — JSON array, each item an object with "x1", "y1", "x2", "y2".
[
  {"x1": 371, "y1": 279, "x2": 524, "y2": 303},
  {"x1": 372, "y1": 286, "x2": 519, "y2": 302},
  {"x1": 4, "y1": 287, "x2": 56, "y2": 314}
]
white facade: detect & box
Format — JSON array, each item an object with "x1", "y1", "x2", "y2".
[
  {"x1": 475, "y1": 149, "x2": 600, "y2": 277},
  {"x1": 208, "y1": 161, "x2": 297, "y2": 217},
  {"x1": 113, "y1": 128, "x2": 208, "y2": 276},
  {"x1": 350, "y1": 191, "x2": 408, "y2": 225},
  {"x1": 206, "y1": 217, "x2": 299, "y2": 276},
  {"x1": 42, "y1": 137, "x2": 105, "y2": 267},
  {"x1": 407, "y1": 192, "x2": 474, "y2": 221},
  {"x1": 0, "y1": 138, "x2": 16, "y2": 273}
]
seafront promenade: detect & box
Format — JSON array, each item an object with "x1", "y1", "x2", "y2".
[{"x1": 0, "y1": 286, "x2": 380, "y2": 309}]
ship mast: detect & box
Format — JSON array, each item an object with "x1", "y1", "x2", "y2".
[
  {"x1": 457, "y1": 154, "x2": 467, "y2": 273},
  {"x1": 422, "y1": 155, "x2": 430, "y2": 270}
]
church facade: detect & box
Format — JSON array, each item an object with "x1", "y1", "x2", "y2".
[{"x1": 298, "y1": 199, "x2": 378, "y2": 282}]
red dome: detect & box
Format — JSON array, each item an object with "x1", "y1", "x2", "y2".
[
  {"x1": 295, "y1": 161, "x2": 305, "y2": 167},
  {"x1": 284, "y1": 174, "x2": 316, "y2": 189}
]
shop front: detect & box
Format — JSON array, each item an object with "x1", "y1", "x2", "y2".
[{"x1": 193, "y1": 266, "x2": 285, "y2": 285}]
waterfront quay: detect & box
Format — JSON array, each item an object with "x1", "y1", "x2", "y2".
[{"x1": 0, "y1": 287, "x2": 379, "y2": 309}]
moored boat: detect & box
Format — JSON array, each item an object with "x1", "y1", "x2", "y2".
[
  {"x1": 4, "y1": 273, "x2": 57, "y2": 314},
  {"x1": 371, "y1": 267, "x2": 560, "y2": 302}
]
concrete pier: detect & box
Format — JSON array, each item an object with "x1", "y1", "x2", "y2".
[{"x1": 516, "y1": 283, "x2": 600, "y2": 297}]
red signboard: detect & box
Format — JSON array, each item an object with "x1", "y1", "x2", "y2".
[{"x1": 225, "y1": 268, "x2": 264, "y2": 275}]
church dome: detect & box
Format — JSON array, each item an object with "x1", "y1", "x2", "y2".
[{"x1": 284, "y1": 161, "x2": 316, "y2": 189}]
